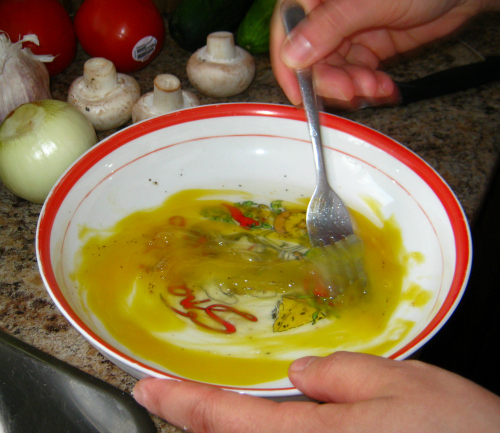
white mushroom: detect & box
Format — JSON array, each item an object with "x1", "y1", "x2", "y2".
[
  {"x1": 187, "y1": 31, "x2": 255, "y2": 98},
  {"x1": 67, "y1": 57, "x2": 141, "y2": 131},
  {"x1": 132, "y1": 74, "x2": 199, "y2": 123}
]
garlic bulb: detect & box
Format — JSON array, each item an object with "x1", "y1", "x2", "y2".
[{"x1": 0, "y1": 33, "x2": 52, "y2": 124}]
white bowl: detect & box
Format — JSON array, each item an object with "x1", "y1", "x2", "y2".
[{"x1": 36, "y1": 103, "x2": 471, "y2": 398}]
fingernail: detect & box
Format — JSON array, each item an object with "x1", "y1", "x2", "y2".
[
  {"x1": 281, "y1": 32, "x2": 313, "y2": 68},
  {"x1": 377, "y1": 78, "x2": 394, "y2": 97},
  {"x1": 289, "y1": 356, "x2": 318, "y2": 372}
]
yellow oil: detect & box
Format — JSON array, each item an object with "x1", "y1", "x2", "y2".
[{"x1": 73, "y1": 189, "x2": 425, "y2": 386}]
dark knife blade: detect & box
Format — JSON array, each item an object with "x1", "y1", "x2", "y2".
[
  {"x1": 395, "y1": 56, "x2": 500, "y2": 106},
  {"x1": 0, "y1": 329, "x2": 157, "y2": 433}
]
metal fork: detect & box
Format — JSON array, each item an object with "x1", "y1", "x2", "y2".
[
  {"x1": 281, "y1": 1, "x2": 368, "y2": 296},
  {"x1": 281, "y1": 1, "x2": 353, "y2": 247}
]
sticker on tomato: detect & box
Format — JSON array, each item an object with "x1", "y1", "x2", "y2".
[{"x1": 132, "y1": 36, "x2": 158, "y2": 63}]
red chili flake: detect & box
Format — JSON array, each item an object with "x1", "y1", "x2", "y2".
[{"x1": 223, "y1": 204, "x2": 259, "y2": 228}]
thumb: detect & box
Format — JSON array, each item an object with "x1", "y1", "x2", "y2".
[
  {"x1": 280, "y1": 0, "x2": 390, "y2": 68},
  {"x1": 288, "y1": 351, "x2": 405, "y2": 403}
]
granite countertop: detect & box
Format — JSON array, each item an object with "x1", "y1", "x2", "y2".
[{"x1": 1, "y1": 12, "x2": 499, "y2": 432}]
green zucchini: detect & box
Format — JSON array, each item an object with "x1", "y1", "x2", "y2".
[
  {"x1": 169, "y1": 0, "x2": 254, "y2": 52},
  {"x1": 236, "y1": 0, "x2": 277, "y2": 55}
]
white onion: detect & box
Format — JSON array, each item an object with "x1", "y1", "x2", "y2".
[{"x1": 0, "y1": 99, "x2": 97, "y2": 204}]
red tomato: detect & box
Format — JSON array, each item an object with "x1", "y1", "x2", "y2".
[
  {"x1": 74, "y1": 0, "x2": 165, "y2": 73},
  {"x1": 0, "y1": 0, "x2": 77, "y2": 76}
]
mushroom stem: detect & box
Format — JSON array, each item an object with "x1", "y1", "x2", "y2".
[
  {"x1": 82, "y1": 58, "x2": 118, "y2": 98},
  {"x1": 206, "y1": 31, "x2": 236, "y2": 60},
  {"x1": 153, "y1": 74, "x2": 183, "y2": 112},
  {"x1": 131, "y1": 74, "x2": 199, "y2": 123}
]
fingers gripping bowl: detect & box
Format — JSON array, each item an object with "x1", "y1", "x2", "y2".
[{"x1": 36, "y1": 103, "x2": 471, "y2": 398}]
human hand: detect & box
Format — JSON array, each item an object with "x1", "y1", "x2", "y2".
[
  {"x1": 270, "y1": 0, "x2": 495, "y2": 108},
  {"x1": 133, "y1": 351, "x2": 500, "y2": 433}
]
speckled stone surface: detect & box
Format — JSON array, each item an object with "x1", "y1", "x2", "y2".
[{"x1": 1, "y1": 12, "x2": 499, "y2": 432}]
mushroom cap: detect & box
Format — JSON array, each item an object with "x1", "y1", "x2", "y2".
[
  {"x1": 68, "y1": 72, "x2": 141, "y2": 131},
  {"x1": 187, "y1": 45, "x2": 255, "y2": 98}
]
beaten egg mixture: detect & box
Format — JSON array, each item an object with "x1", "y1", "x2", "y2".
[{"x1": 73, "y1": 189, "x2": 422, "y2": 386}]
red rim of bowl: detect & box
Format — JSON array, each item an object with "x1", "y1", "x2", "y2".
[{"x1": 36, "y1": 103, "x2": 472, "y2": 392}]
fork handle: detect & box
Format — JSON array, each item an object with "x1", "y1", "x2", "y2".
[
  {"x1": 297, "y1": 69, "x2": 329, "y2": 187},
  {"x1": 281, "y1": 1, "x2": 329, "y2": 187}
]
